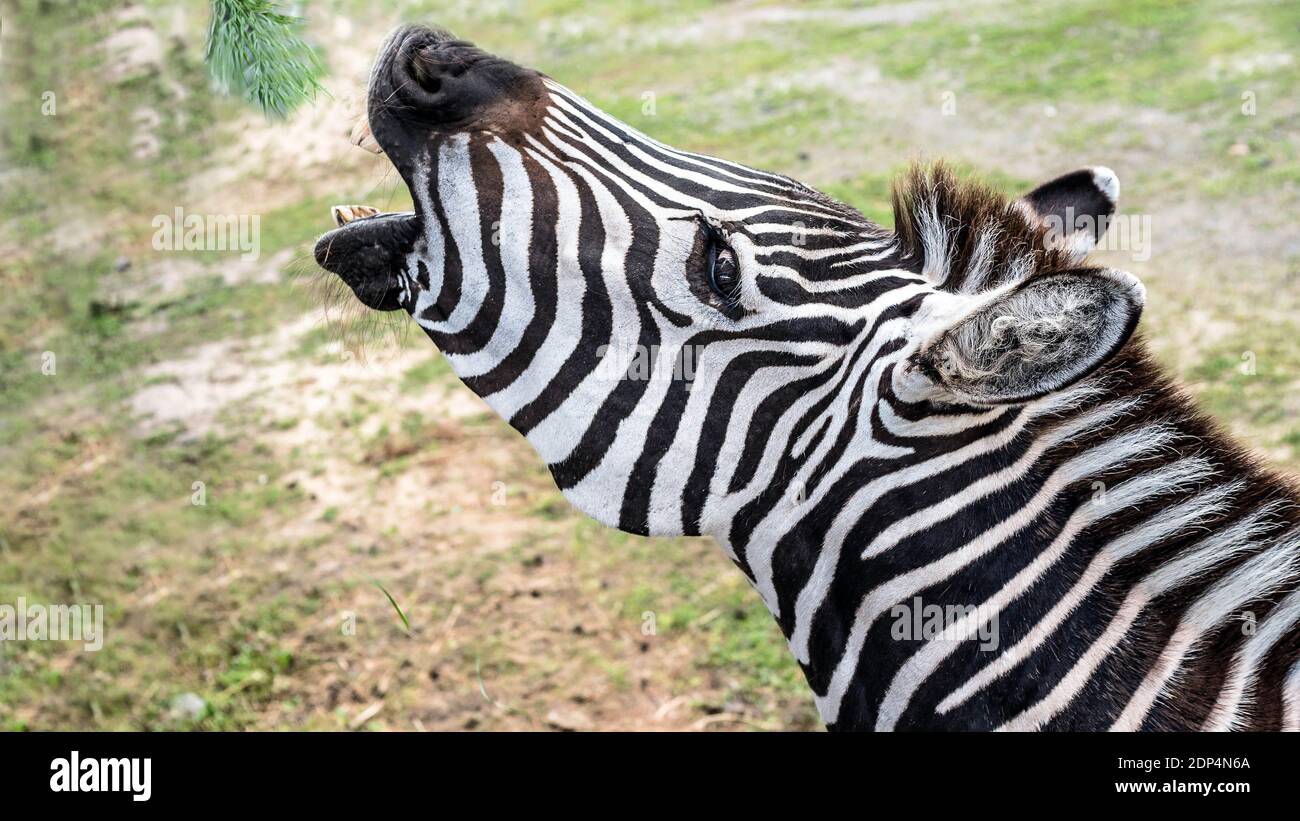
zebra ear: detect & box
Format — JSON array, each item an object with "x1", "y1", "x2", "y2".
[
  {"x1": 916, "y1": 268, "x2": 1144, "y2": 404},
  {"x1": 1016, "y1": 167, "x2": 1119, "y2": 260}
]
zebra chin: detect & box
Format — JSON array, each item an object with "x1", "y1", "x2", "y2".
[{"x1": 313, "y1": 210, "x2": 420, "y2": 312}]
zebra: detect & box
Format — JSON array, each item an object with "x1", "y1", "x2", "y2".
[{"x1": 315, "y1": 25, "x2": 1300, "y2": 731}]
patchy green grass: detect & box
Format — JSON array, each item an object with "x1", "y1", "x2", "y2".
[
  {"x1": 400, "y1": 355, "x2": 454, "y2": 393},
  {"x1": 1187, "y1": 326, "x2": 1300, "y2": 458}
]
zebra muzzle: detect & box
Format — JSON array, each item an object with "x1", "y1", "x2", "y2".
[{"x1": 314, "y1": 209, "x2": 420, "y2": 313}]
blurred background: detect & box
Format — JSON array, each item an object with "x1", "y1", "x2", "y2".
[{"x1": 0, "y1": 0, "x2": 1296, "y2": 731}]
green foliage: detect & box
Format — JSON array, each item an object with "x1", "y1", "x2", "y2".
[{"x1": 205, "y1": 0, "x2": 326, "y2": 119}]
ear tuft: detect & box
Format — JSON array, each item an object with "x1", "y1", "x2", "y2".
[
  {"x1": 917, "y1": 268, "x2": 1144, "y2": 405},
  {"x1": 1090, "y1": 166, "x2": 1120, "y2": 204},
  {"x1": 1019, "y1": 167, "x2": 1121, "y2": 262}
]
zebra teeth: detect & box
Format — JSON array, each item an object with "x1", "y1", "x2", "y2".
[
  {"x1": 350, "y1": 117, "x2": 384, "y2": 155},
  {"x1": 331, "y1": 204, "x2": 381, "y2": 227}
]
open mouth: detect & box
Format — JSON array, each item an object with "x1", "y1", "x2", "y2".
[
  {"x1": 328, "y1": 117, "x2": 388, "y2": 229},
  {"x1": 311, "y1": 112, "x2": 416, "y2": 313},
  {"x1": 330, "y1": 203, "x2": 382, "y2": 228},
  {"x1": 314, "y1": 121, "x2": 417, "y2": 314}
]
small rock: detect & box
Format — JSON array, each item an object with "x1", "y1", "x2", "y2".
[
  {"x1": 104, "y1": 23, "x2": 164, "y2": 85},
  {"x1": 349, "y1": 701, "x2": 383, "y2": 730},
  {"x1": 169, "y1": 692, "x2": 206, "y2": 721},
  {"x1": 545, "y1": 707, "x2": 594, "y2": 732},
  {"x1": 130, "y1": 107, "x2": 163, "y2": 160},
  {"x1": 1228, "y1": 142, "x2": 1250, "y2": 157}
]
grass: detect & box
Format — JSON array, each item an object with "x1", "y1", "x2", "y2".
[
  {"x1": 1, "y1": 0, "x2": 1297, "y2": 730},
  {"x1": 374, "y1": 583, "x2": 412, "y2": 633},
  {"x1": 1188, "y1": 327, "x2": 1300, "y2": 451}
]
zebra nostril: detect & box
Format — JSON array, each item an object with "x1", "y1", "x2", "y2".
[
  {"x1": 410, "y1": 46, "x2": 445, "y2": 94},
  {"x1": 372, "y1": 24, "x2": 542, "y2": 139},
  {"x1": 384, "y1": 26, "x2": 458, "y2": 110}
]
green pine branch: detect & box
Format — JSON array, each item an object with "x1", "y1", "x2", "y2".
[{"x1": 205, "y1": 0, "x2": 326, "y2": 120}]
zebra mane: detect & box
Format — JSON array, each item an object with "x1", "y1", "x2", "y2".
[{"x1": 891, "y1": 162, "x2": 1078, "y2": 293}]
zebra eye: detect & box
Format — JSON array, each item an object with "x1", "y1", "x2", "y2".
[
  {"x1": 705, "y1": 224, "x2": 741, "y2": 305},
  {"x1": 709, "y1": 247, "x2": 740, "y2": 300}
]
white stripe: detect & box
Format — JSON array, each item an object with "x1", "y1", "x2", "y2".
[
  {"x1": 789, "y1": 391, "x2": 1137, "y2": 665},
  {"x1": 860, "y1": 399, "x2": 1149, "y2": 560},
  {"x1": 757, "y1": 261, "x2": 920, "y2": 295},
  {"x1": 1203, "y1": 584, "x2": 1300, "y2": 730},
  {"x1": 990, "y1": 483, "x2": 1253, "y2": 732},
  {"x1": 542, "y1": 79, "x2": 810, "y2": 190},
  {"x1": 878, "y1": 458, "x2": 1219, "y2": 729},
  {"x1": 443, "y1": 138, "x2": 535, "y2": 378},
  {"x1": 1110, "y1": 529, "x2": 1300, "y2": 731},
  {"x1": 878, "y1": 402, "x2": 1007, "y2": 438},
  {"x1": 958, "y1": 227, "x2": 999, "y2": 293},
  {"x1": 815, "y1": 423, "x2": 1180, "y2": 724},
  {"x1": 523, "y1": 163, "x2": 637, "y2": 469},
  {"x1": 483, "y1": 149, "x2": 587, "y2": 418},
  {"x1": 646, "y1": 340, "x2": 844, "y2": 535},
  {"x1": 1283, "y1": 657, "x2": 1300, "y2": 730},
  {"x1": 752, "y1": 239, "x2": 890, "y2": 261},
  {"x1": 410, "y1": 155, "x2": 446, "y2": 321},
  {"x1": 424, "y1": 136, "x2": 487, "y2": 335}
]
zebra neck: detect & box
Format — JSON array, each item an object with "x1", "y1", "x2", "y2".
[{"x1": 734, "y1": 344, "x2": 1300, "y2": 731}]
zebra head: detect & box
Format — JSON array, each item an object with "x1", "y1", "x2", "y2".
[{"x1": 316, "y1": 25, "x2": 1145, "y2": 556}]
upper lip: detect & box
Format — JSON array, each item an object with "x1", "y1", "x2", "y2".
[{"x1": 350, "y1": 118, "x2": 383, "y2": 155}]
